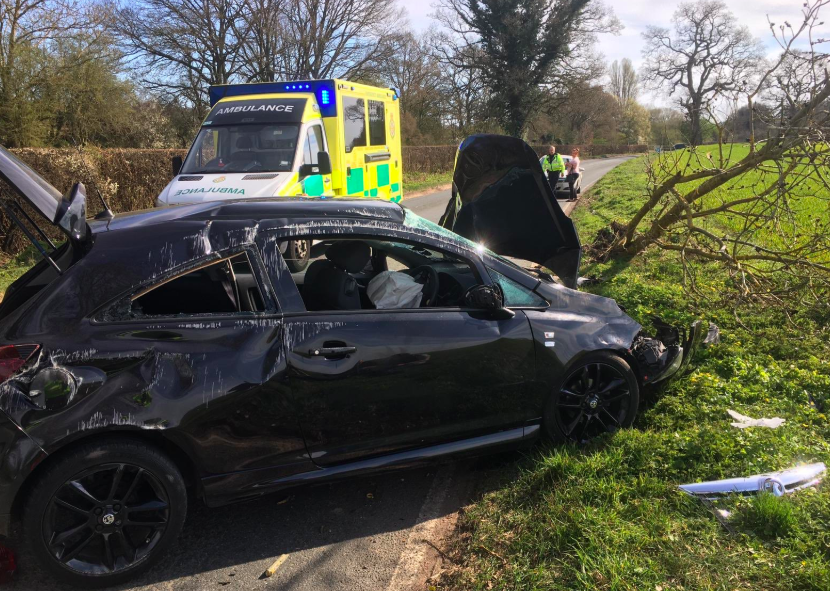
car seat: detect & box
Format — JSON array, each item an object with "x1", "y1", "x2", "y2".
[{"x1": 303, "y1": 241, "x2": 371, "y2": 311}]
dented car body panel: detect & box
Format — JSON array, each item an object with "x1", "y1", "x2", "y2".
[{"x1": 0, "y1": 146, "x2": 691, "y2": 537}]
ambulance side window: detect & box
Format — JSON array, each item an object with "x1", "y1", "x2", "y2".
[
  {"x1": 198, "y1": 131, "x2": 218, "y2": 166},
  {"x1": 303, "y1": 125, "x2": 324, "y2": 165},
  {"x1": 343, "y1": 97, "x2": 366, "y2": 152},
  {"x1": 369, "y1": 100, "x2": 386, "y2": 145}
]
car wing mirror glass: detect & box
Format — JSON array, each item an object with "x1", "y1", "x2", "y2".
[{"x1": 172, "y1": 156, "x2": 183, "y2": 177}]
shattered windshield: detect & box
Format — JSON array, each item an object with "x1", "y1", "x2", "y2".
[{"x1": 181, "y1": 124, "x2": 300, "y2": 174}]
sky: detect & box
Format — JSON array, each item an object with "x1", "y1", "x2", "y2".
[{"x1": 403, "y1": 0, "x2": 824, "y2": 107}]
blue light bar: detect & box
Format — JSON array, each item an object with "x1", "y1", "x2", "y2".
[{"x1": 209, "y1": 81, "x2": 338, "y2": 117}]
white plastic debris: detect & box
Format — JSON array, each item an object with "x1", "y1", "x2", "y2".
[
  {"x1": 679, "y1": 463, "x2": 826, "y2": 500},
  {"x1": 727, "y1": 409, "x2": 786, "y2": 429},
  {"x1": 367, "y1": 271, "x2": 424, "y2": 309}
]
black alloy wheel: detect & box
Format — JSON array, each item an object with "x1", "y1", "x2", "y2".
[
  {"x1": 285, "y1": 239, "x2": 312, "y2": 272},
  {"x1": 24, "y1": 440, "x2": 187, "y2": 587},
  {"x1": 545, "y1": 353, "x2": 639, "y2": 443}
]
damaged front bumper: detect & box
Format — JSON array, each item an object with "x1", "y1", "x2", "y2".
[{"x1": 631, "y1": 319, "x2": 708, "y2": 385}]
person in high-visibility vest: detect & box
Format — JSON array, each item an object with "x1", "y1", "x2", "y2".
[{"x1": 541, "y1": 146, "x2": 565, "y2": 192}]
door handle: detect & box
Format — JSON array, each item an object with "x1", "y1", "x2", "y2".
[{"x1": 309, "y1": 345, "x2": 356, "y2": 359}]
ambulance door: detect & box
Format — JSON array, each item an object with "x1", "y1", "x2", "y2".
[
  {"x1": 342, "y1": 95, "x2": 369, "y2": 198},
  {"x1": 299, "y1": 122, "x2": 333, "y2": 197},
  {"x1": 365, "y1": 99, "x2": 394, "y2": 201}
]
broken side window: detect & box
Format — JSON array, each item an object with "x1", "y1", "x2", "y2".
[{"x1": 129, "y1": 252, "x2": 266, "y2": 317}]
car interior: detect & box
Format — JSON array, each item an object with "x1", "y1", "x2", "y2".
[
  {"x1": 130, "y1": 252, "x2": 266, "y2": 317},
  {"x1": 288, "y1": 239, "x2": 483, "y2": 311}
]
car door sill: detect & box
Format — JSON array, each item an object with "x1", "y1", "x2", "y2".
[{"x1": 201, "y1": 425, "x2": 539, "y2": 506}]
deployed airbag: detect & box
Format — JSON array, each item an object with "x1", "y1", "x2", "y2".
[{"x1": 367, "y1": 271, "x2": 424, "y2": 309}]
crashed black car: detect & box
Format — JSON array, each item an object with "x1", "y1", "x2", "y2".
[{"x1": 0, "y1": 135, "x2": 701, "y2": 586}]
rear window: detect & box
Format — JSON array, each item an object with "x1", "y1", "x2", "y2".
[{"x1": 343, "y1": 97, "x2": 366, "y2": 152}]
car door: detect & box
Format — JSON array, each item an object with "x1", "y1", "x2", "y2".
[
  {"x1": 270, "y1": 232, "x2": 538, "y2": 466},
  {"x1": 87, "y1": 247, "x2": 314, "y2": 504}
]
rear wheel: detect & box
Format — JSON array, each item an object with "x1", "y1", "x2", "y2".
[
  {"x1": 285, "y1": 239, "x2": 311, "y2": 272},
  {"x1": 22, "y1": 440, "x2": 187, "y2": 588},
  {"x1": 544, "y1": 353, "x2": 639, "y2": 443}
]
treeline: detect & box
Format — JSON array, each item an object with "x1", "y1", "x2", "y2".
[{"x1": 1, "y1": 0, "x2": 663, "y2": 150}]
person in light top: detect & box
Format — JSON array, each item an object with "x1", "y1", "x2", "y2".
[{"x1": 565, "y1": 148, "x2": 581, "y2": 201}]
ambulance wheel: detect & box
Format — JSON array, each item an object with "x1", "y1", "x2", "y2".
[{"x1": 285, "y1": 240, "x2": 311, "y2": 272}]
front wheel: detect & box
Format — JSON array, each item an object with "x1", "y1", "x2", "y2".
[
  {"x1": 544, "y1": 353, "x2": 639, "y2": 443},
  {"x1": 22, "y1": 440, "x2": 187, "y2": 588}
]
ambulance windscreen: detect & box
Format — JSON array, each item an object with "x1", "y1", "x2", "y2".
[{"x1": 181, "y1": 124, "x2": 301, "y2": 174}]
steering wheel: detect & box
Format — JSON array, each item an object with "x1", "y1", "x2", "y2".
[{"x1": 404, "y1": 265, "x2": 439, "y2": 307}]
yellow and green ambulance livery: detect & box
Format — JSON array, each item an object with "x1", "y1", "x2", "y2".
[{"x1": 157, "y1": 79, "x2": 404, "y2": 206}]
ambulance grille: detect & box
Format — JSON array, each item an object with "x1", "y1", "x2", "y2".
[
  {"x1": 242, "y1": 174, "x2": 278, "y2": 180},
  {"x1": 178, "y1": 176, "x2": 203, "y2": 181}
]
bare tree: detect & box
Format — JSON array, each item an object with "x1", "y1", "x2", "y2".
[
  {"x1": 642, "y1": 0, "x2": 764, "y2": 146},
  {"x1": 375, "y1": 31, "x2": 445, "y2": 142},
  {"x1": 601, "y1": 0, "x2": 830, "y2": 308},
  {"x1": 237, "y1": 0, "x2": 287, "y2": 82},
  {"x1": 111, "y1": 0, "x2": 248, "y2": 112},
  {"x1": 608, "y1": 58, "x2": 638, "y2": 105},
  {"x1": 275, "y1": 0, "x2": 401, "y2": 80}
]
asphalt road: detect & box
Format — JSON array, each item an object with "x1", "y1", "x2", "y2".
[{"x1": 12, "y1": 155, "x2": 633, "y2": 591}]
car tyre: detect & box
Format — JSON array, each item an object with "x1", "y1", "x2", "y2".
[
  {"x1": 22, "y1": 439, "x2": 187, "y2": 588},
  {"x1": 285, "y1": 239, "x2": 311, "y2": 272},
  {"x1": 544, "y1": 352, "x2": 639, "y2": 443}
]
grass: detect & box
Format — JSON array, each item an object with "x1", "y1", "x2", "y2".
[
  {"x1": 0, "y1": 247, "x2": 42, "y2": 301},
  {"x1": 441, "y1": 156, "x2": 830, "y2": 590},
  {"x1": 403, "y1": 170, "x2": 453, "y2": 195},
  {"x1": 647, "y1": 144, "x2": 830, "y2": 267}
]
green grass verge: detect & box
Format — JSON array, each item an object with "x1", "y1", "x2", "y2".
[
  {"x1": 403, "y1": 171, "x2": 453, "y2": 195},
  {"x1": 0, "y1": 247, "x2": 41, "y2": 301},
  {"x1": 443, "y1": 156, "x2": 830, "y2": 590}
]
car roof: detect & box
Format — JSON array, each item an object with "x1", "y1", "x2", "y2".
[{"x1": 89, "y1": 197, "x2": 406, "y2": 235}]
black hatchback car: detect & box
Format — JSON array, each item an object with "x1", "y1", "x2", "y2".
[{"x1": 0, "y1": 135, "x2": 699, "y2": 586}]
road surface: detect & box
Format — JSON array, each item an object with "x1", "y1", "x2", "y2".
[{"x1": 12, "y1": 155, "x2": 634, "y2": 591}]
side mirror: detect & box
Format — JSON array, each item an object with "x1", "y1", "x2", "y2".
[
  {"x1": 464, "y1": 285, "x2": 515, "y2": 319},
  {"x1": 299, "y1": 152, "x2": 333, "y2": 178},
  {"x1": 172, "y1": 156, "x2": 183, "y2": 177},
  {"x1": 317, "y1": 151, "x2": 332, "y2": 175}
]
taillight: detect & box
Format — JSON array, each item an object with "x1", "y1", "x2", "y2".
[{"x1": 0, "y1": 344, "x2": 40, "y2": 381}]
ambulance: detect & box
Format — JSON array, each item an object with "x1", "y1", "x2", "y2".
[{"x1": 156, "y1": 79, "x2": 403, "y2": 269}]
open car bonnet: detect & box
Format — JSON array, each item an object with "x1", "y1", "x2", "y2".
[
  {"x1": 0, "y1": 145, "x2": 89, "y2": 243},
  {"x1": 439, "y1": 135, "x2": 582, "y2": 288}
]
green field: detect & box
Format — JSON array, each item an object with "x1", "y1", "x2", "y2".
[
  {"x1": 642, "y1": 144, "x2": 830, "y2": 269},
  {"x1": 442, "y1": 156, "x2": 830, "y2": 590}
]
